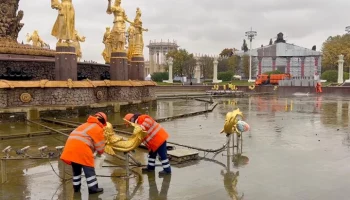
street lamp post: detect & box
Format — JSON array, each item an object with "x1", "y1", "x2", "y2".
[{"x1": 245, "y1": 28, "x2": 257, "y2": 82}]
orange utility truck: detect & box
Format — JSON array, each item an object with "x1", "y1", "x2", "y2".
[{"x1": 255, "y1": 73, "x2": 291, "y2": 86}]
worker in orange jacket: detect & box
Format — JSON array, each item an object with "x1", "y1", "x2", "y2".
[
  {"x1": 60, "y1": 112, "x2": 107, "y2": 194},
  {"x1": 316, "y1": 82, "x2": 322, "y2": 93},
  {"x1": 124, "y1": 113, "x2": 171, "y2": 176}
]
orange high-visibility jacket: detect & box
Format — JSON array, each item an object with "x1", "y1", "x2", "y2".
[
  {"x1": 60, "y1": 116, "x2": 106, "y2": 167},
  {"x1": 136, "y1": 114, "x2": 169, "y2": 152}
]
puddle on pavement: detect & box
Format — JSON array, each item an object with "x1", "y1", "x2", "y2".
[{"x1": 1, "y1": 96, "x2": 350, "y2": 199}]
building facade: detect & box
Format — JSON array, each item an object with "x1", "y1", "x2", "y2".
[
  {"x1": 146, "y1": 40, "x2": 179, "y2": 74},
  {"x1": 236, "y1": 42, "x2": 322, "y2": 79}
]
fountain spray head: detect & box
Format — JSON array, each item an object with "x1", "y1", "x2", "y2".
[
  {"x1": 55, "y1": 146, "x2": 64, "y2": 155},
  {"x1": 38, "y1": 146, "x2": 48, "y2": 157},
  {"x1": 16, "y1": 146, "x2": 31, "y2": 157},
  {"x1": 2, "y1": 146, "x2": 11, "y2": 158}
]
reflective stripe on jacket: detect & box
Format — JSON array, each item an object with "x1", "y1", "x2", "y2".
[
  {"x1": 60, "y1": 116, "x2": 106, "y2": 167},
  {"x1": 136, "y1": 115, "x2": 168, "y2": 152}
]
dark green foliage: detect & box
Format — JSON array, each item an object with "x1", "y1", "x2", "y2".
[
  {"x1": 218, "y1": 71, "x2": 234, "y2": 81},
  {"x1": 321, "y1": 70, "x2": 349, "y2": 82},
  {"x1": 151, "y1": 72, "x2": 169, "y2": 82},
  {"x1": 263, "y1": 70, "x2": 283, "y2": 75}
]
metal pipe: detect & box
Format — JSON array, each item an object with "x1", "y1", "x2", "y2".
[
  {"x1": 125, "y1": 153, "x2": 130, "y2": 179},
  {"x1": 1, "y1": 159, "x2": 7, "y2": 184},
  {"x1": 26, "y1": 119, "x2": 69, "y2": 137}
]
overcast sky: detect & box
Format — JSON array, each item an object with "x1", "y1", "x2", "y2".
[{"x1": 19, "y1": 0, "x2": 349, "y2": 63}]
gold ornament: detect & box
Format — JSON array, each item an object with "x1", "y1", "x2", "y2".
[
  {"x1": 103, "y1": 121, "x2": 148, "y2": 155},
  {"x1": 20, "y1": 93, "x2": 32, "y2": 103},
  {"x1": 221, "y1": 108, "x2": 243, "y2": 136},
  {"x1": 96, "y1": 91, "x2": 103, "y2": 100},
  {"x1": 51, "y1": 0, "x2": 76, "y2": 46}
]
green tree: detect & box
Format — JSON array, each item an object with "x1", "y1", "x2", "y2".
[
  {"x1": 269, "y1": 38, "x2": 273, "y2": 45},
  {"x1": 242, "y1": 39, "x2": 248, "y2": 52},
  {"x1": 219, "y1": 48, "x2": 233, "y2": 57},
  {"x1": 242, "y1": 54, "x2": 249, "y2": 77},
  {"x1": 184, "y1": 54, "x2": 197, "y2": 82},
  {"x1": 200, "y1": 55, "x2": 214, "y2": 79},
  {"x1": 227, "y1": 55, "x2": 240, "y2": 73},
  {"x1": 321, "y1": 34, "x2": 350, "y2": 71},
  {"x1": 166, "y1": 49, "x2": 191, "y2": 77}
]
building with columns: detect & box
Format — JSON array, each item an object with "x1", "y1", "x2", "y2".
[
  {"x1": 146, "y1": 40, "x2": 179, "y2": 74},
  {"x1": 235, "y1": 36, "x2": 322, "y2": 79},
  {"x1": 144, "y1": 60, "x2": 150, "y2": 77}
]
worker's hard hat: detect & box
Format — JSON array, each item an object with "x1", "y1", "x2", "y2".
[
  {"x1": 124, "y1": 113, "x2": 134, "y2": 122},
  {"x1": 95, "y1": 112, "x2": 107, "y2": 125}
]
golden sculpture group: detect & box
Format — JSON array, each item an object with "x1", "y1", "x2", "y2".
[
  {"x1": 49, "y1": 0, "x2": 147, "y2": 63},
  {"x1": 0, "y1": 0, "x2": 147, "y2": 61},
  {"x1": 26, "y1": 30, "x2": 47, "y2": 48},
  {"x1": 103, "y1": 0, "x2": 148, "y2": 63},
  {"x1": 0, "y1": 0, "x2": 55, "y2": 56},
  {"x1": 103, "y1": 120, "x2": 148, "y2": 154}
]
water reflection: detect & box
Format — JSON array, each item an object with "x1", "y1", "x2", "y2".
[
  {"x1": 110, "y1": 168, "x2": 143, "y2": 200},
  {"x1": 147, "y1": 173, "x2": 171, "y2": 200},
  {"x1": 221, "y1": 132, "x2": 248, "y2": 200}
]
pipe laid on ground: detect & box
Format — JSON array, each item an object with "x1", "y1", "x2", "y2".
[{"x1": 26, "y1": 119, "x2": 69, "y2": 137}]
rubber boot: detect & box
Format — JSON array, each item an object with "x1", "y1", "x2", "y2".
[
  {"x1": 88, "y1": 187, "x2": 104, "y2": 194},
  {"x1": 142, "y1": 167, "x2": 155, "y2": 173},
  {"x1": 158, "y1": 170, "x2": 171, "y2": 177},
  {"x1": 73, "y1": 185, "x2": 81, "y2": 193}
]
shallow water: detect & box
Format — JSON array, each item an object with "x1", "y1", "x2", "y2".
[{"x1": 1, "y1": 96, "x2": 350, "y2": 200}]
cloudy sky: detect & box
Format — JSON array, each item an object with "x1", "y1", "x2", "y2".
[{"x1": 19, "y1": 0, "x2": 349, "y2": 63}]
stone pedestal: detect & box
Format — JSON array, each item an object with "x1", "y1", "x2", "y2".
[
  {"x1": 55, "y1": 46, "x2": 77, "y2": 81},
  {"x1": 110, "y1": 52, "x2": 128, "y2": 80},
  {"x1": 130, "y1": 56, "x2": 145, "y2": 80},
  {"x1": 338, "y1": 55, "x2": 344, "y2": 84}
]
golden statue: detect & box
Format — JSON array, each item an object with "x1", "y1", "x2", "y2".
[
  {"x1": 26, "y1": 30, "x2": 46, "y2": 47},
  {"x1": 71, "y1": 30, "x2": 86, "y2": 61},
  {"x1": 51, "y1": 0, "x2": 75, "y2": 46},
  {"x1": 221, "y1": 108, "x2": 243, "y2": 136},
  {"x1": 132, "y1": 8, "x2": 148, "y2": 57},
  {"x1": 102, "y1": 27, "x2": 112, "y2": 63},
  {"x1": 103, "y1": 121, "x2": 148, "y2": 155},
  {"x1": 126, "y1": 25, "x2": 135, "y2": 60},
  {"x1": 106, "y1": 0, "x2": 133, "y2": 52}
]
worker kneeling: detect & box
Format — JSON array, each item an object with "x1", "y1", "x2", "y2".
[
  {"x1": 124, "y1": 113, "x2": 171, "y2": 176},
  {"x1": 60, "y1": 112, "x2": 107, "y2": 194}
]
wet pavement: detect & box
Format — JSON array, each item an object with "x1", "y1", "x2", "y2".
[{"x1": 1, "y1": 96, "x2": 350, "y2": 199}]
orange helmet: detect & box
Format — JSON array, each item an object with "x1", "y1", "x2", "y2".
[
  {"x1": 95, "y1": 112, "x2": 107, "y2": 126},
  {"x1": 124, "y1": 113, "x2": 134, "y2": 122}
]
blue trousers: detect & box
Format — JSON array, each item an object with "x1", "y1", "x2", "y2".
[
  {"x1": 72, "y1": 162, "x2": 99, "y2": 191},
  {"x1": 147, "y1": 141, "x2": 171, "y2": 173}
]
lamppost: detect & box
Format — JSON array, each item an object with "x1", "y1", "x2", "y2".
[{"x1": 245, "y1": 27, "x2": 257, "y2": 82}]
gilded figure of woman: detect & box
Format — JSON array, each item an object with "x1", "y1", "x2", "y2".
[
  {"x1": 102, "y1": 27, "x2": 112, "y2": 63},
  {"x1": 71, "y1": 30, "x2": 86, "y2": 61},
  {"x1": 106, "y1": 0, "x2": 132, "y2": 52},
  {"x1": 132, "y1": 8, "x2": 148, "y2": 57},
  {"x1": 51, "y1": 0, "x2": 75, "y2": 45},
  {"x1": 127, "y1": 25, "x2": 135, "y2": 60}
]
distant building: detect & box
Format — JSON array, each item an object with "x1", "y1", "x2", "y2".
[
  {"x1": 235, "y1": 33, "x2": 322, "y2": 79},
  {"x1": 144, "y1": 60, "x2": 150, "y2": 77},
  {"x1": 146, "y1": 39, "x2": 179, "y2": 74}
]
